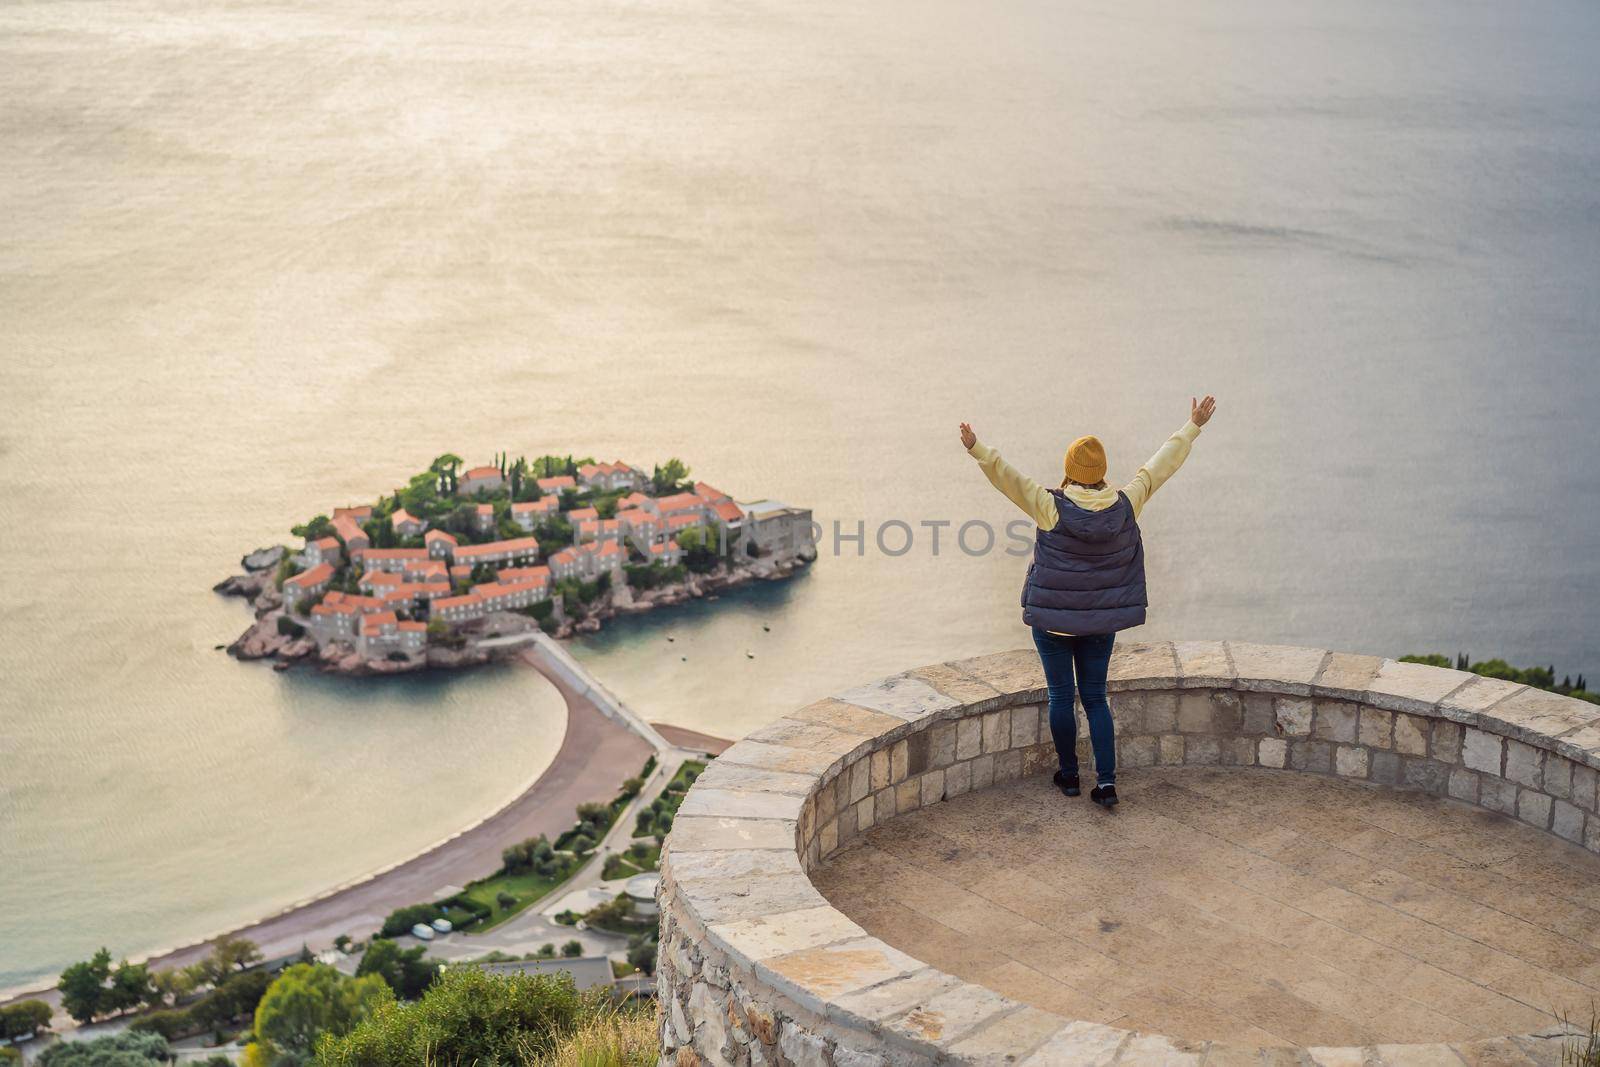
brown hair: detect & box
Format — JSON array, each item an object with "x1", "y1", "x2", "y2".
[{"x1": 1062, "y1": 477, "x2": 1108, "y2": 491}]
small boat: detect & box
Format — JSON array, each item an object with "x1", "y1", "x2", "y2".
[
  {"x1": 745, "y1": 651, "x2": 754, "y2": 659},
  {"x1": 762, "y1": 625, "x2": 770, "y2": 632}
]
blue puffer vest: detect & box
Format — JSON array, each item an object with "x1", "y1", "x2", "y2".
[{"x1": 1021, "y1": 488, "x2": 1147, "y2": 634}]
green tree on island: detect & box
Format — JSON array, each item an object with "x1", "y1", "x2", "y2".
[
  {"x1": 355, "y1": 939, "x2": 440, "y2": 1001},
  {"x1": 651, "y1": 458, "x2": 690, "y2": 494}
]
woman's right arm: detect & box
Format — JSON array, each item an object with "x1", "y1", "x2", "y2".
[
  {"x1": 959, "y1": 422, "x2": 1058, "y2": 529},
  {"x1": 1120, "y1": 396, "x2": 1215, "y2": 518}
]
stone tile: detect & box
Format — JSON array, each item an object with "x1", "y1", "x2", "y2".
[
  {"x1": 667, "y1": 815, "x2": 797, "y2": 853},
  {"x1": 1289, "y1": 739, "x2": 1332, "y2": 773},
  {"x1": 1552, "y1": 800, "x2": 1586, "y2": 843},
  {"x1": 1187, "y1": 736, "x2": 1221, "y2": 766},
  {"x1": 1117, "y1": 1033, "x2": 1204, "y2": 1065},
  {"x1": 1121, "y1": 735, "x2": 1158, "y2": 768},
  {"x1": 982, "y1": 710, "x2": 1011, "y2": 754},
  {"x1": 708, "y1": 904, "x2": 864, "y2": 961},
  {"x1": 790, "y1": 697, "x2": 914, "y2": 738},
  {"x1": 1225, "y1": 642, "x2": 1328, "y2": 695},
  {"x1": 1551, "y1": 725, "x2": 1600, "y2": 769},
  {"x1": 675, "y1": 872, "x2": 829, "y2": 923},
  {"x1": 907, "y1": 661, "x2": 1008, "y2": 712},
  {"x1": 677, "y1": 787, "x2": 807, "y2": 822},
  {"x1": 920, "y1": 769, "x2": 945, "y2": 807},
  {"x1": 1304, "y1": 1049, "x2": 1368, "y2": 1067},
  {"x1": 1435, "y1": 675, "x2": 1525, "y2": 725},
  {"x1": 1403, "y1": 758, "x2": 1449, "y2": 795},
  {"x1": 1393, "y1": 714, "x2": 1429, "y2": 756},
  {"x1": 1447, "y1": 767, "x2": 1479, "y2": 803},
  {"x1": 1144, "y1": 692, "x2": 1180, "y2": 733},
  {"x1": 1360, "y1": 706, "x2": 1395, "y2": 749},
  {"x1": 1160, "y1": 734, "x2": 1186, "y2": 765},
  {"x1": 1370, "y1": 1044, "x2": 1470, "y2": 1066},
  {"x1": 1242, "y1": 693, "x2": 1276, "y2": 735},
  {"x1": 1259, "y1": 737, "x2": 1288, "y2": 768},
  {"x1": 1174, "y1": 640, "x2": 1235, "y2": 688},
  {"x1": 1461, "y1": 729, "x2": 1503, "y2": 775},
  {"x1": 972, "y1": 754, "x2": 995, "y2": 790},
  {"x1": 1370, "y1": 750, "x2": 1402, "y2": 785},
  {"x1": 945, "y1": 1005, "x2": 1065, "y2": 1063},
  {"x1": 951, "y1": 649, "x2": 1049, "y2": 701},
  {"x1": 835, "y1": 673, "x2": 961, "y2": 723},
  {"x1": 750, "y1": 716, "x2": 875, "y2": 755},
  {"x1": 1012, "y1": 705, "x2": 1041, "y2": 747},
  {"x1": 664, "y1": 847, "x2": 804, "y2": 886},
  {"x1": 1479, "y1": 687, "x2": 1600, "y2": 748},
  {"x1": 1106, "y1": 641, "x2": 1179, "y2": 690},
  {"x1": 1313, "y1": 701, "x2": 1359, "y2": 744},
  {"x1": 1276, "y1": 697, "x2": 1314, "y2": 736},
  {"x1": 1366, "y1": 658, "x2": 1477, "y2": 714},
  {"x1": 825, "y1": 966, "x2": 965, "y2": 1028},
  {"x1": 693, "y1": 761, "x2": 820, "y2": 796},
  {"x1": 882, "y1": 984, "x2": 1019, "y2": 1052},
  {"x1": 1018, "y1": 1021, "x2": 1128, "y2": 1066},
  {"x1": 930, "y1": 722, "x2": 957, "y2": 768},
  {"x1": 1544, "y1": 756, "x2": 1574, "y2": 800},
  {"x1": 718, "y1": 738, "x2": 842, "y2": 777},
  {"x1": 759, "y1": 936, "x2": 925, "y2": 1015},
  {"x1": 1311, "y1": 652, "x2": 1385, "y2": 701},
  {"x1": 848, "y1": 758, "x2": 871, "y2": 803},
  {"x1": 956, "y1": 717, "x2": 984, "y2": 761},
  {"x1": 1220, "y1": 737, "x2": 1257, "y2": 767},
  {"x1": 1480, "y1": 777, "x2": 1517, "y2": 815}
]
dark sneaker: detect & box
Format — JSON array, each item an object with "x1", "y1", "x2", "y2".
[
  {"x1": 1090, "y1": 784, "x2": 1119, "y2": 809},
  {"x1": 1053, "y1": 771, "x2": 1081, "y2": 797}
]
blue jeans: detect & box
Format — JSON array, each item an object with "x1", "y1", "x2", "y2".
[{"x1": 1031, "y1": 628, "x2": 1117, "y2": 785}]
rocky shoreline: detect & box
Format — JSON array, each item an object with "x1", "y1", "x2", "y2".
[{"x1": 216, "y1": 545, "x2": 812, "y2": 677}]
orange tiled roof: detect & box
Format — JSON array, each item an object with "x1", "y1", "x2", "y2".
[
  {"x1": 694, "y1": 482, "x2": 730, "y2": 503},
  {"x1": 334, "y1": 506, "x2": 372, "y2": 521},
  {"x1": 454, "y1": 537, "x2": 540, "y2": 560},
  {"x1": 361, "y1": 612, "x2": 398, "y2": 632},
  {"x1": 713, "y1": 501, "x2": 743, "y2": 523},
  {"x1": 434, "y1": 594, "x2": 480, "y2": 611},
  {"x1": 425, "y1": 529, "x2": 458, "y2": 545},
  {"x1": 363, "y1": 548, "x2": 428, "y2": 561},
  {"x1": 332, "y1": 515, "x2": 367, "y2": 545},
  {"x1": 537, "y1": 475, "x2": 576, "y2": 491},
  {"x1": 286, "y1": 562, "x2": 334, "y2": 588},
  {"x1": 398, "y1": 621, "x2": 427, "y2": 633},
  {"x1": 463, "y1": 466, "x2": 501, "y2": 480},
  {"x1": 655, "y1": 492, "x2": 703, "y2": 513},
  {"x1": 497, "y1": 565, "x2": 552, "y2": 585},
  {"x1": 313, "y1": 536, "x2": 340, "y2": 550},
  {"x1": 391, "y1": 507, "x2": 421, "y2": 526}
]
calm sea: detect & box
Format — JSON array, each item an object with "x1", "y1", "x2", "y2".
[{"x1": 3, "y1": 0, "x2": 1598, "y2": 993}]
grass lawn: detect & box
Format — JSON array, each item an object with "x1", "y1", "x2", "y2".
[{"x1": 459, "y1": 855, "x2": 592, "y2": 932}]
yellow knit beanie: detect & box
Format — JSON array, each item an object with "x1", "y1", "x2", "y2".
[{"x1": 1064, "y1": 435, "x2": 1107, "y2": 485}]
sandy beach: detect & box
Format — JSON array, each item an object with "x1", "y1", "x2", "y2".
[{"x1": 1, "y1": 657, "x2": 658, "y2": 1008}]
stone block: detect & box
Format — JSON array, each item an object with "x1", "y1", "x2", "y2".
[
  {"x1": 870, "y1": 748, "x2": 891, "y2": 792},
  {"x1": 1518, "y1": 789, "x2": 1552, "y2": 829},
  {"x1": 873, "y1": 787, "x2": 896, "y2": 822},
  {"x1": 971, "y1": 754, "x2": 995, "y2": 790},
  {"x1": 1186, "y1": 736, "x2": 1221, "y2": 765},
  {"x1": 1022, "y1": 743, "x2": 1054, "y2": 776},
  {"x1": 1020, "y1": 1021, "x2": 1128, "y2": 1067},
  {"x1": 1174, "y1": 640, "x2": 1234, "y2": 687},
  {"x1": 1480, "y1": 776, "x2": 1517, "y2": 815},
  {"x1": 777, "y1": 1022, "x2": 829, "y2": 1067},
  {"x1": 1312, "y1": 651, "x2": 1384, "y2": 700},
  {"x1": 955, "y1": 717, "x2": 983, "y2": 761},
  {"x1": 759, "y1": 937, "x2": 924, "y2": 1016},
  {"x1": 1104, "y1": 641, "x2": 1178, "y2": 689},
  {"x1": 831, "y1": 1047, "x2": 885, "y2": 1067},
  {"x1": 1159, "y1": 734, "x2": 1185, "y2": 765},
  {"x1": 1462, "y1": 729, "x2": 1503, "y2": 774},
  {"x1": 668, "y1": 816, "x2": 797, "y2": 854},
  {"x1": 825, "y1": 967, "x2": 964, "y2": 1029},
  {"x1": 1225, "y1": 642, "x2": 1327, "y2": 695},
  {"x1": 1393, "y1": 714, "x2": 1429, "y2": 756},
  {"x1": 1544, "y1": 756, "x2": 1573, "y2": 800},
  {"x1": 949, "y1": 649, "x2": 1047, "y2": 700},
  {"x1": 994, "y1": 749, "x2": 1022, "y2": 782},
  {"x1": 679, "y1": 788, "x2": 808, "y2": 824},
  {"x1": 695, "y1": 762, "x2": 818, "y2": 797},
  {"x1": 848, "y1": 759, "x2": 870, "y2": 804},
  {"x1": 815, "y1": 782, "x2": 837, "y2": 825},
  {"x1": 1431, "y1": 720, "x2": 1463, "y2": 764},
  {"x1": 718, "y1": 739, "x2": 841, "y2": 778},
  {"x1": 791, "y1": 697, "x2": 914, "y2": 739},
  {"x1": 1118, "y1": 1033, "x2": 1204, "y2": 1065},
  {"x1": 945, "y1": 760, "x2": 972, "y2": 798},
  {"x1": 1011, "y1": 706, "x2": 1040, "y2": 747},
  {"x1": 1143, "y1": 692, "x2": 1179, "y2": 732},
  {"x1": 820, "y1": 820, "x2": 838, "y2": 856},
  {"x1": 1312, "y1": 701, "x2": 1358, "y2": 744},
  {"x1": 981, "y1": 710, "x2": 1010, "y2": 754},
  {"x1": 890, "y1": 739, "x2": 909, "y2": 783},
  {"x1": 1370, "y1": 750, "x2": 1402, "y2": 785},
  {"x1": 1289, "y1": 739, "x2": 1332, "y2": 774},
  {"x1": 929, "y1": 723, "x2": 957, "y2": 769},
  {"x1": 708, "y1": 904, "x2": 863, "y2": 963},
  {"x1": 1359, "y1": 706, "x2": 1394, "y2": 749},
  {"x1": 1403, "y1": 758, "x2": 1449, "y2": 794},
  {"x1": 836, "y1": 672, "x2": 960, "y2": 723},
  {"x1": 1111, "y1": 691, "x2": 1146, "y2": 731},
  {"x1": 947, "y1": 1006, "x2": 1065, "y2": 1063},
  {"x1": 856, "y1": 795, "x2": 875, "y2": 831},
  {"x1": 1335, "y1": 745, "x2": 1369, "y2": 778},
  {"x1": 1448, "y1": 767, "x2": 1479, "y2": 802},
  {"x1": 1371, "y1": 1045, "x2": 1472, "y2": 1067},
  {"x1": 882, "y1": 983, "x2": 1016, "y2": 1052},
  {"x1": 894, "y1": 779, "x2": 920, "y2": 816},
  {"x1": 1481, "y1": 686, "x2": 1600, "y2": 747},
  {"x1": 1574, "y1": 763, "x2": 1599, "y2": 813},
  {"x1": 1365, "y1": 658, "x2": 1476, "y2": 714},
  {"x1": 1242, "y1": 692, "x2": 1275, "y2": 735},
  {"x1": 1120, "y1": 734, "x2": 1157, "y2": 768},
  {"x1": 906, "y1": 731, "x2": 932, "y2": 778},
  {"x1": 907, "y1": 661, "x2": 1007, "y2": 712},
  {"x1": 1553, "y1": 799, "x2": 1585, "y2": 843},
  {"x1": 1220, "y1": 736, "x2": 1256, "y2": 766},
  {"x1": 1505, "y1": 739, "x2": 1544, "y2": 789},
  {"x1": 1275, "y1": 696, "x2": 1314, "y2": 736},
  {"x1": 1259, "y1": 737, "x2": 1288, "y2": 768}
]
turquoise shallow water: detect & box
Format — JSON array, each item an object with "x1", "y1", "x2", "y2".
[{"x1": 3, "y1": 0, "x2": 1599, "y2": 992}]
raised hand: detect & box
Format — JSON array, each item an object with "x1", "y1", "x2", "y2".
[
  {"x1": 959, "y1": 422, "x2": 977, "y2": 450},
  {"x1": 1191, "y1": 395, "x2": 1217, "y2": 427}
]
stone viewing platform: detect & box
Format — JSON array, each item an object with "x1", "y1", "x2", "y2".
[{"x1": 656, "y1": 642, "x2": 1600, "y2": 1066}]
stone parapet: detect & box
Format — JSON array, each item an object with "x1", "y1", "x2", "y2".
[{"x1": 658, "y1": 642, "x2": 1600, "y2": 1066}]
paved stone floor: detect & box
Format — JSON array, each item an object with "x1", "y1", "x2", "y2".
[{"x1": 812, "y1": 766, "x2": 1600, "y2": 1048}]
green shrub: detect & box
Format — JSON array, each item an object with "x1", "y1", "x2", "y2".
[
  {"x1": 37, "y1": 1031, "x2": 170, "y2": 1065},
  {"x1": 127, "y1": 1007, "x2": 192, "y2": 1040},
  {"x1": 379, "y1": 903, "x2": 442, "y2": 938},
  {"x1": 315, "y1": 966, "x2": 591, "y2": 1066},
  {"x1": 0, "y1": 999, "x2": 51, "y2": 1040},
  {"x1": 561, "y1": 941, "x2": 583, "y2": 959}
]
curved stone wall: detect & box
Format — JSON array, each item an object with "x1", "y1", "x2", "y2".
[{"x1": 657, "y1": 642, "x2": 1600, "y2": 1066}]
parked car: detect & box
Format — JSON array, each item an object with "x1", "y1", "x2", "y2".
[
  {"x1": 431, "y1": 918, "x2": 453, "y2": 934},
  {"x1": 410, "y1": 923, "x2": 435, "y2": 941}
]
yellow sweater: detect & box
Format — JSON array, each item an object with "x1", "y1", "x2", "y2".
[{"x1": 967, "y1": 419, "x2": 1203, "y2": 529}]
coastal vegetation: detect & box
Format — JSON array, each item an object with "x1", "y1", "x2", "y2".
[
  {"x1": 36, "y1": 1031, "x2": 172, "y2": 1065},
  {"x1": 312, "y1": 967, "x2": 633, "y2": 1067},
  {"x1": 1400, "y1": 652, "x2": 1597, "y2": 705},
  {"x1": 0, "y1": 1000, "x2": 49, "y2": 1042},
  {"x1": 633, "y1": 760, "x2": 703, "y2": 840},
  {"x1": 56, "y1": 938, "x2": 261, "y2": 1026},
  {"x1": 245, "y1": 963, "x2": 389, "y2": 1067}
]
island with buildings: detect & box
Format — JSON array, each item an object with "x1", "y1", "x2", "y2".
[{"x1": 216, "y1": 454, "x2": 814, "y2": 674}]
